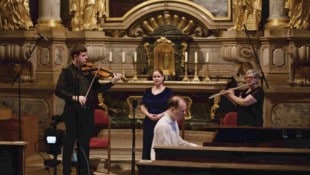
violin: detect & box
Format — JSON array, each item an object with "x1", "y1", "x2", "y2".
[{"x1": 82, "y1": 62, "x2": 128, "y2": 82}]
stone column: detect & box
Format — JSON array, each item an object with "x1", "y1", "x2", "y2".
[
  {"x1": 37, "y1": 0, "x2": 63, "y2": 27},
  {"x1": 265, "y1": 0, "x2": 289, "y2": 29}
]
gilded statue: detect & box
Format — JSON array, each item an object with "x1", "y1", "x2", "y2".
[
  {"x1": 229, "y1": 0, "x2": 262, "y2": 31},
  {"x1": 70, "y1": 0, "x2": 106, "y2": 31},
  {"x1": 0, "y1": 0, "x2": 33, "y2": 30},
  {"x1": 285, "y1": 0, "x2": 310, "y2": 29}
]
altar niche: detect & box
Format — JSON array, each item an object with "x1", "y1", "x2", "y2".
[
  {"x1": 143, "y1": 24, "x2": 192, "y2": 81},
  {"x1": 153, "y1": 37, "x2": 175, "y2": 77}
]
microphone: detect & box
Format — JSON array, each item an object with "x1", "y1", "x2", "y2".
[{"x1": 37, "y1": 33, "x2": 48, "y2": 41}]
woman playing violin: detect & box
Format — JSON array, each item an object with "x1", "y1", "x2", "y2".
[
  {"x1": 55, "y1": 45, "x2": 123, "y2": 175},
  {"x1": 222, "y1": 69, "x2": 264, "y2": 126}
]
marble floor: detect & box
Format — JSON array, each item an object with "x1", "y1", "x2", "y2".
[{"x1": 25, "y1": 129, "x2": 214, "y2": 175}]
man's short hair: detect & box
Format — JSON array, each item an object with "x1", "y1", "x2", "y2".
[
  {"x1": 167, "y1": 96, "x2": 185, "y2": 109},
  {"x1": 70, "y1": 45, "x2": 87, "y2": 59}
]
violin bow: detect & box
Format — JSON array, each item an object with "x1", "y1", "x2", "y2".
[{"x1": 85, "y1": 62, "x2": 102, "y2": 99}]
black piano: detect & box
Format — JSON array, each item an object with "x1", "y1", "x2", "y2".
[
  {"x1": 137, "y1": 126, "x2": 310, "y2": 175},
  {"x1": 203, "y1": 125, "x2": 310, "y2": 148}
]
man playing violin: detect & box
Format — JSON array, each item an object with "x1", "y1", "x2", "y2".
[
  {"x1": 222, "y1": 69, "x2": 264, "y2": 126},
  {"x1": 55, "y1": 45, "x2": 123, "y2": 175}
]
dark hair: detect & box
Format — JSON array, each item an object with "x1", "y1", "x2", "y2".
[
  {"x1": 70, "y1": 45, "x2": 87, "y2": 59},
  {"x1": 167, "y1": 95, "x2": 184, "y2": 109}
]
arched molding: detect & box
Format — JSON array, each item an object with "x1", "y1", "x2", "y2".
[{"x1": 104, "y1": 0, "x2": 232, "y2": 30}]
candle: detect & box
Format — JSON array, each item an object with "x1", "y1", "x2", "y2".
[
  {"x1": 184, "y1": 52, "x2": 188, "y2": 62},
  {"x1": 134, "y1": 52, "x2": 137, "y2": 63},
  {"x1": 122, "y1": 52, "x2": 125, "y2": 63},
  {"x1": 109, "y1": 52, "x2": 112, "y2": 62},
  {"x1": 205, "y1": 52, "x2": 209, "y2": 63},
  {"x1": 194, "y1": 52, "x2": 198, "y2": 63}
]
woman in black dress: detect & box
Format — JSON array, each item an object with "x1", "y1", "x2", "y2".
[{"x1": 140, "y1": 69, "x2": 173, "y2": 159}]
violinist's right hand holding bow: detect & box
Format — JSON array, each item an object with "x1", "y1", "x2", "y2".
[{"x1": 72, "y1": 95, "x2": 87, "y2": 106}]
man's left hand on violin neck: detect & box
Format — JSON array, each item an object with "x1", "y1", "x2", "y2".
[{"x1": 111, "y1": 73, "x2": 123, "y2": 84}]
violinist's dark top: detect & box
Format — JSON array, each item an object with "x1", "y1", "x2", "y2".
[{"x1": 55, "y1": 64, "x2": 113, "y2": 110}]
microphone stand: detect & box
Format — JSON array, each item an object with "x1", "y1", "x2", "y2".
[
  {"x1": 244, "y1": 25, "x2": 269, "y2": 89},
  {"x1": 131, "y1": 99, "x2": 138, "y2": 175},
  {"x1": 74, "y1": 73, "x2": 82, "y2": 175},
  {"x1": 11, "y1": 36, "x2": 42, "y2": 140}
]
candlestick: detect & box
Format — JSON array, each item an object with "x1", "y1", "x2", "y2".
[
  {"x1": 182, "y1": 61, "x2": 189, "y2": 81},
  {"x1": 132, "y1": 59, "x2": 138, "y2": 81},
  {"x1": 184, "y1": 52, "x2": 188, "y2": 63},
  {"x1": 122, "y1": 52, "x2": 125, "y2": 63},
  {"x1": 122, "y1": 61, "x2": 126, "y2": 82},
  {"x1": 205, "y1": 52, "x2": 209, "y2": 63},
  {"x1": 204, "y1": 61, "x2": 211, "y2": 82},
  {"x1": 194, "y1": 52, "x2": 198, "y2": 63},
  {"x1": 193, "y1": 61, "x2": 199, "y2": 82},
  {"x1": 109, "y1": 52, "x2": 113, "y2": 62},
  {"x1": 134, "y1": 52, "x2": 137, "y2": 63}
]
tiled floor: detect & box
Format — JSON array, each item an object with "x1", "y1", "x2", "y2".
[{"x1": 25, "y1": 129, "x2": 214, "y2": 175}]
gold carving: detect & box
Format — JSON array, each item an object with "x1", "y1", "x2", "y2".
[
  {"x1": 139, "y1": 11, "x2": 206, "y2": 37},
  {"x1": 229, "y1": 0, "x2": 262, "y2": 31},
  {"x1": 97, "y1": 92, "x2": 108, "y2": 112},
  {"x1": 0, "y1": 0, "x2": 33, "y2": 30},
  {"x1": 285, "y1": 0, "x2": 310, "y2": 29},
  {"x1": 210, "y1": 96, "x2": 221, "y2": 120},
  {"x1": 69, "y1": 0, "x2": 106, "y2": 31}
]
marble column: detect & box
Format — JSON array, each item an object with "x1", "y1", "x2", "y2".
[
  {"x1": 265, "y1": 0, "x2": 289, "y2": 29},
  {"x1": 37, "y1": 0, "x2": 63, "y2": 27}
]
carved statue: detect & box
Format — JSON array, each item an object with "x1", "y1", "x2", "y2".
[
  {"x1": 285, "y1": 0, "x2": 310, "y2": 29},
  {"x1": 0, "y1": 0, "x2": 33, "y2": 30},
  {"x1": 70, "y1": 0, "x2": 106, "y2": 31},
  {"x1": 229, "y1": 0, "x2": 262, "y2": 31}
]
